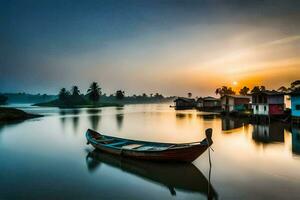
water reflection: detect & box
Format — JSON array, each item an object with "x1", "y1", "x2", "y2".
[
  {"x1": 86, "y1": 150, "x2": 218, "y2": 199},
  {"x1": 72, "y1": 109, "x2": 81, "y2": 132},
  {"x1": 175, "y1": 113, "x2": 187, "y2": 119},
  {"x1": 59, "y1": 109, "x2": 67, "y2": 128},
  {"x1": 115, "y1": 114, "x2": 124, "y2": 130},
  {"x1": 115, "y1": 106, "x2": 124, "y2": 111},
  {"x1": 222, "y1": 117, "x2": 249, "y2": 131},
  {"x1": 252, "y1": 123, "x2": 285, "y2": 143},
  {"x1": 291, "y1": 127, "x2": 300, "y2": 155},
  {"x1": 87, "y1": 109, "x2": 101, "y2": 130},
  {"x1": 201, "y1": 114, "x2": 218, "y2": 121}
]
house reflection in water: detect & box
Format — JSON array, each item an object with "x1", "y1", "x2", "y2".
[
  {"x1": 221, "y1": 117, "x2": 248, "y2": 131},
  {"x1": 198, "y1": 114, "x2": 218, "y2": 121},
  {"x1": 252, "y1": 123, "x2": 284, "y2": 143},
  {"x1": 291, "y1": 127, "x2": 300, "y2": 155}
]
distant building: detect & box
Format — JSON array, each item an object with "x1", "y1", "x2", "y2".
[
  {"x1": 251, "y1": 91, "x2": 285, "y2": 116},
  {"x1": 220, "y1": 95, "x2": 251, "y2": 112},
  {"x1": 173, "y1": 97, "x2": 195, "y2": 110},
  {"x1": 202, "y1": 96, "x2": 221, "y2": 110},
  {"x1": 290, "y1": 90, "x2": 300, "y2": 118},
  {"x1": 196, "y1": 97, "x2": 203, "y2": 108}
]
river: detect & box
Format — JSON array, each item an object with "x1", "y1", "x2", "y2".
[{"x1": 0, "y1": 104, "x2": 300, "y2": 199}]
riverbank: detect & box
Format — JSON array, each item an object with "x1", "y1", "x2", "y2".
[{"x1": 0, "y1": 107, "x2": 42, "y2": 122}]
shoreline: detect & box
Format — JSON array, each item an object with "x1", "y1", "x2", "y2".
[{"x1": 0, "y1": 107, "x2": 42, "y2": 123}]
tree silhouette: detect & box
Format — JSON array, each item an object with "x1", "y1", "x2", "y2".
[
  {"x1": 251, "y1": 86, "x2": 267, "y2": 93},
  {"x1": 260, "y1": 86, "x2": 266, "y2": 91},
  {"x1": 87, "y1": 82, "x2": 101, "y2": 104},
  {"x1": 188, "y1": 92, "x2": 192, "y2": 98},
  {"x1": 239, "y1": 86, "x2": 250, "y2": 95},
  {"x1": 58, "y1": 88, "x2": 70, "y2": 101},
  {"x1": 116, "y1": 90, "x2": 125, "y2": 100},
  {"x1": 71, "y1": 86, "x2": 80, "y2": 96},
  {"x1": 215, "y1": 86, "x2": 235, "y2": 96}
]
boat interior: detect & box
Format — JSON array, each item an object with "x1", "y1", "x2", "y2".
[{"x1": 92, "y1": 134, "x2": 194, "y2": 151}]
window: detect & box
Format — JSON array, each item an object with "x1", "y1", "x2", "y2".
[
  {"x1": 256, "y1": 105, "x2": 258, "y2": 110},
  {"x1": 264, "y1": 106, "x2": 267, "y2": 111},
  {"x1": 296, "y1": 105, "x2": 300, "y2": 110}
]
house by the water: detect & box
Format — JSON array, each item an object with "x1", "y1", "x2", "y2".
[
  {"x1": 221, "y1": 95, "x2": 251, "y2": 113},
  {"x1": 173, "y1": 97, "x2": 195, "y2": 110},
  {"x1": 251, "y1": 91, "x2": 285, "y2": 117},
  {"x1": 290, "y1": 90, "x2": 300, "y2": 124},
  {"x1": 196, "y1": 97, "x2": 203, "y2": 108},
  {"x1": 198, "y1": 96, "x2": 221, "y2": 111}
]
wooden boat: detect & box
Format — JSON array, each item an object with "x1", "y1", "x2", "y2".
[
  {"x1": 86, "y1": 128, "x2": 213, "y2": 162},
  {"x1": 86, "y1": 150, "x2": 218, "y2": 198}
]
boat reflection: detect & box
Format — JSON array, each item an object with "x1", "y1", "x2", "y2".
[
  {"x1": 252, "y1": 122, "x2": 284, "y2": 143},
  {"x1": 86, "y1": 150, "x2": 218, "y2": 199}
]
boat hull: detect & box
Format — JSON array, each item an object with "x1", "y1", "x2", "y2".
[{"x1": 86, "y1": 129, "x2": 212, "y2": 162}]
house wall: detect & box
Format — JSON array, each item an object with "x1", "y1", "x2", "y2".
[
  {"x1": 204, "y1": 101, "x2": 220, "y2": 108},
  {"x1": 269, "y1": 104, "x2": 284, "y2": 115},
  {"x1": 268, "y1": 95, "x2": 284, "y2": 104},
  {"x1": 221, "y1": 96, "x2": 234, "y2": 111},
  {"x1": 196, "y1": 102, "x2": 203, "y2": 108},
  {"x1": 291, "y1": 96, "x2": 300, "y2": 117},
  {"x1": 175, "y1": 101, "x2": 193, "y2": 107},
  {"x1": 252, "y1": 104, "x2": 268, "y2": 115},
  {"x1": 234, "y1": 98, "x2": 250, "y2": 105}
]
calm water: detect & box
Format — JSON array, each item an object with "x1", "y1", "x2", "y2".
[{"x1": 1, "y1": 104, "x2": 300, "y2": 200}]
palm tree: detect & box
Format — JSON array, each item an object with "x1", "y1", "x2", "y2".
[
  {"x1": 87, "y1": 82, "x2": 101, "y2": 104},
  {"x1": 71, "y1": 86, "x2": 80, "y2": 96},
  {"x1": 260, "y1": 86, "x2": 266, "y2": 91},
  {"x1": 251, "y1": 86, "x2": 260, "y2": 93},
  {"x1": 215, "y1": 86, "x2": 235, "y2": 96},
  {"x1": 251, "y1": 85, "x2": 267, "y2": 93},
  {"x1": 58, "y1": 88, "x2": 70, "y2": 101},
  {"x1": 188, "y1": 92, "x2": 192, "y2": 98},
  {"x1": 239, "y1": 86, "x2": 250, "y2": 95}
]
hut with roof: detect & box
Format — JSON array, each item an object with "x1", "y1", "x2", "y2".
[
  {"x1": 221, "y1": 95, "x2": 251, "y2": 113},
  {"x1": 251, "y1": 90, "x2": 285, "y2": 117},
  {"x1": 290, "y1": 89, "x2": 300, "y2": 124},
  {"x1": 173, "y1": 97, "x2": 195, "y2": 110}
]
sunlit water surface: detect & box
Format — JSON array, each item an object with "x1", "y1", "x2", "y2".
[{"x1": 1, "y1": 104, "x2": 300, "y2": 199}]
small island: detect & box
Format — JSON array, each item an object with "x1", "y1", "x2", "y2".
[{"x1": 0, "y1": 107, "x2": 42, "y2": 122}]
